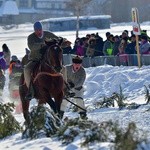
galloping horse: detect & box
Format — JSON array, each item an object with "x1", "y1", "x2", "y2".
[{"x1": 19, "y1": 38, "x2": 64, "y2": 124}]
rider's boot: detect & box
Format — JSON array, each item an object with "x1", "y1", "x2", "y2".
[{"x1": 25, "y1": 82, "x2": 34, "y2": 100}]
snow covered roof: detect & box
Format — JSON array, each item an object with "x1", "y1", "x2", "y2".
[
  {"x1": 42, "y1": 15, "x2": 111, "y2": 22},
  {"x1": 19, "y1": 8, "x2": 37, "y2": 13},
  {"x1": 2, "y1": 0, "x2": 19, "y2": 15}
]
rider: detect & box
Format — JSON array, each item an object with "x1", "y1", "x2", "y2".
[
  {"x1": 60, "y1": 55, "x2": 87, "y2": 119},
  {"x1": 24, "y1": 21, "x2": 59, "y2": 100}
]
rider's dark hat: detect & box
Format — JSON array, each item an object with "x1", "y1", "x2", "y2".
[
  {"x1": 34, "y1": 21, "x2": 42, "y2": 30},
  {"x1": 72, "y1": 55, "x2": 82, "y2": 64}
]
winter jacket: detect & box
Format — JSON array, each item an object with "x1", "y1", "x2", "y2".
[
  {"x1": 76, "y1": 45, "x2": 85, "y2": 56},
  {"x1": 9, "y1": 61, "x2": 22, "y2": 75},
  {"x1": 27, "y1": 31, "x2": 58, "y2": 61},
  {"x1": 113, "y1": 41, "x2": 120, "y2": 55},
  {"x1": 86, "y1": 46, "x2": 95, "y2": 57},
  {"x1": 125, "y1": 41, "x2": 136, "y2": 54},
  {"x1": 139, "y1": 41, "x2": 150, "y2": 54},
  {"x1": 64, "y1": 65, "x2": 86, "y2": 89},
  {"x1": 0, "y1": 52, "x2": 7, "y2": 71},
  {"x1": 103, "y1": 40, "x2": 114, "y2": 56},
  {"x1": 2, "y1": 48, "x2": 11, "y2": 67}
]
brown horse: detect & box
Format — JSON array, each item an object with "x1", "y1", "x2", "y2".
[{"x1": 19, "y1": 38, "x2": 64, "y2": 124}]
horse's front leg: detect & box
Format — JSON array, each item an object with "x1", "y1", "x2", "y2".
[{"x1": 23, "y1": 111, "x2": 30, "y2": 126}]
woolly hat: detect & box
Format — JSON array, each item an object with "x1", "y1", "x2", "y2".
[
  {"x1": 106, "y1": 32, "x2": 111, "y2": 37},
  {"x1": 11, "y1": 55, "x2": 18, "y2": 61},
  {"x1": 72, "y1": 55, "x2": 82, "y2": 64},
  {"x1": 130, "y1": 34, "x2": 136, "y2": 38},
  {"x1": 33, "y1": 21, "x2": 42, "y2": 30},
  {"x1": 141, "y1": 35, "x2": 148, "y2": 41}
]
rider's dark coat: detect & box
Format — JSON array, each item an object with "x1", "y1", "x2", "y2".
[{"x1": 28, "y1": 31, "x2": 58, "y2": 61}]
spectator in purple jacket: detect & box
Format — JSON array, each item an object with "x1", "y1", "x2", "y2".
[
  {"x1": 76, "y1": 39, "x2": 85, "y2": 56},
  {"x1": 0, "y1": 52, "x2": 7, "y2": 72},
  {"x1": 139, "y1": 35, "x2": 150, "y2": 54}
]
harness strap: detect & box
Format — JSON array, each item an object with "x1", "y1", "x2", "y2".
[{"x1": 33, "y1": 72, "x2": 63, "y2": 83}]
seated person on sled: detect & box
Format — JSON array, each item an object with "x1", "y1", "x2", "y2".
[
  {"x1": 24, "y1": 21, "x2": 70, "y2": 100},
  {"x1": 60, "y1": 55, "x2": 87, "y2": 119},
  {"x1": 9, "y1": 55, "x2": 23, "y2": 79},
  {"x1": 9, "y1": 55, "x2": 23, "y2": 95}
]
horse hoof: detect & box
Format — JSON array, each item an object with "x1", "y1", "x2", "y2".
[
  {"x1": 63, "y1": 117, "x2": 69, "y2": 122},
  {"x1": 58, "y1": 111, "x2": 64, "y2": 119},
  {"x1": 79, "y1": 112, "x2": 88, "y2": 120},
  {"x1": 25, "y1": 93, "x2": 34, "y2": 101}
]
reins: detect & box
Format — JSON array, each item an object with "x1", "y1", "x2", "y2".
[
  {"x1": 33, "y1": 72, "x2": 63, "y2": 83},
  {"x1": 44, "y1": 43, "x2": 62, "y2": 70},
  {"x1": 64, "y1": 82, "x2": 86, "y2": 112},
  {"x1": 64, "y1": 96, "x2": 86, "y2": 112}
]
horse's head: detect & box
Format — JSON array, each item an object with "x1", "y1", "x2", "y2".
[{"x1": 44, "y1": 38, "x2": 63, "y2": 73}]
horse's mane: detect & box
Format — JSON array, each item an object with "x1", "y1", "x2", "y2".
[{"x1": 45, "y1": 37, "x2": 63, "y2": 47}]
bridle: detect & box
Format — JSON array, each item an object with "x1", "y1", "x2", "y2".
[{"x1": 44, "y1": 43, "x2": 62, "y2": 73}]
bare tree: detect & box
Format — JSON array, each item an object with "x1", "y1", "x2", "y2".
[
  {"x1": 68, "y1": 0, "x2": 92, "y2": 38},
  {"x1": 101, "y1": 0, "x2": 150, "y2": 23}
]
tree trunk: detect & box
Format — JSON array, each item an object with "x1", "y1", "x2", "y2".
[{"x1": 76, "y1": 14, "x2": 79, "y2": 38}]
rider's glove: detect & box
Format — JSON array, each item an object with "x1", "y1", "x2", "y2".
[
  {"x1": 75, "y1": 86, "x2": 82, "y2": 91},
  {"x1": 68, "y1": 81, "x2": 75, "y2": 89}
]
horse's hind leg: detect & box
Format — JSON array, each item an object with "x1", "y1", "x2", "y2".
[
  {"x1": 39, "y1": 91, "x2": 57, "y2": 114},
  {"x1": 23, "y1": 109, "x2": 30, "y2": 125},
  {"x1": 47, "y1": 97, "x2": 57, "y2": 113},
  {"x1": 53, "y1": 91, "x2": 64, "y2": 115}
]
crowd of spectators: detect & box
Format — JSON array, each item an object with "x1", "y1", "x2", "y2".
[{"x1": 63, "y1": 30, "x2": 150, "y2": 59}]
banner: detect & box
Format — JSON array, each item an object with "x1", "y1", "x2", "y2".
[
  {"x1": 131, "y1": 7, "x2": 141, "y2": 68},
  {"x1": 131, "y1": 8, "x2": 140, "y2": 35}
]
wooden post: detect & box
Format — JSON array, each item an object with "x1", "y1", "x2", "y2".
[
  {"x1": 131, "y1": 8, "x2": 141, "y2": 68},
  {"x1": 135, "y1": 35, "x2": 141, "y2": 68}
]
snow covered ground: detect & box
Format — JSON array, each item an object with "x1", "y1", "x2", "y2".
[{"x1": 0, "y1": 22, "x2": 150, "y2": 150}]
